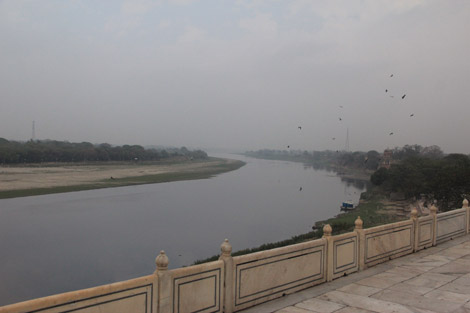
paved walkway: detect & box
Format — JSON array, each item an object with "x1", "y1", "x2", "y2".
[{"x1": 242, "y1": 235, "x2": 470, "y2": 313}]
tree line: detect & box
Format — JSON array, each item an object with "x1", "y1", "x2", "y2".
[
  {"x1": 371, "y1": 153, "x2": 470, "y2": 211},
  {"x1": 0, "y1": 138, "x2": 208, "y2": 164},
  {"x1": 246, "y1": 144, "x2": 445, "y2": 172}
]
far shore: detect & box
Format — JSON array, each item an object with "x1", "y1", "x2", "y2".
[{"x1": 0, "y1": 157, "x2": 245, "y2": 199}]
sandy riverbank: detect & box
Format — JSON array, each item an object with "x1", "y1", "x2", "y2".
[{"x1": 0, "y1": 158, "x2": 245, "y2": 198}]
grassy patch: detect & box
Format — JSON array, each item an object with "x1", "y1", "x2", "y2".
[{"x1": 193, "y1": 195, "x2": 405, "y2": 265}]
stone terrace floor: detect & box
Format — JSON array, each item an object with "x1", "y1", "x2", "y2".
[{"x1": 242, "y1": 235, "x2": 470, "y2": 313}]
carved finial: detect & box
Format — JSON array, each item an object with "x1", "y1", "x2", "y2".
[
  {"x1": 463, "y1": 199, "x2": 469, "y2": 208},
  {"x1": 411, "y1": 208, "x2": 418, "y2": 219},
  {"x1": 355, "y1": 216, "x2": 363, "y2": 229},
  {"x1": 322, "y1": 224, "x2": 332, "y2": 237},
  {"x1": 430, "y1": 204, "x2": 438, "y2": 215},
  {"x1": 155, "y1": 250, "x2": 169, "y2": 271},
  {"x1": 220, "y1": 239, "x2": 232, "y2": 256}
]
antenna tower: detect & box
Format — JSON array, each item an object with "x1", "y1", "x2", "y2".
[{"x1": 32, "y1": 121, "x2": 36, "y2": 141}]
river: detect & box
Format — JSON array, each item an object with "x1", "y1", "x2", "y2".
[{"x1": 0, "y1": 154, "x2": 366, "y2": 306}]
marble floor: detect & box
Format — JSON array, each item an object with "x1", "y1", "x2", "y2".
[{"x1": 241, "y1": 235, "x2": 470, "y2": 313}]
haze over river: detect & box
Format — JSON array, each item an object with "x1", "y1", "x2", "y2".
[{"x1": 0, "y1": 154, "x2": 365, "y2": 306}]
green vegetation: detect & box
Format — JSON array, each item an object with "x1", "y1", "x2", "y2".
[
  {"x1": 371, "y1": 153, "x2": 470, "y2": 211},
  {"x1": 193, "y1": 144, "x2": 451, "y2": 265},
  {"x1": 245, "y1": 145, "x2": 445, "y2": 176},
  {"x1": 0, "y1": 138, "x2": 208, "y2": 164},
  {"x1": 245, "y1": 149, "x2": 381, "y2": 173},
  {"x1": 0, "y1": 158, "x2": 245, "y2": 199},
  {"x1": 194, "y1": 195, "x2": 400, "y2": 265}
]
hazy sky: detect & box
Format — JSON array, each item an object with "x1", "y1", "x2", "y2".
[{"x1": 1, "y1": 1, "x2": 469, "y2": 153}]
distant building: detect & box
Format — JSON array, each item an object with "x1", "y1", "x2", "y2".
[{"x1": 380, "y1": 149, "x2": 393, "y2": 169}]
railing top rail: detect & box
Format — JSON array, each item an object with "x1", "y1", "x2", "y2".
[
  {"x1": 233, "y1": 237, "x2": 326, "y2": 263},
  {"x1": 0, "y1": 274, "x2": 155, "y2": 313},
  {"x1": 363, "y1": 219, "x2": 413, "y2": 234}
]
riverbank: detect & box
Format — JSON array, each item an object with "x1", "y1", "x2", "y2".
[
  {"x1": 0, "y1": 157, "x2": 245, "y2": 199},
  {"x1": 194, "y1": 194, "x2": 406, "y2": 265},
  {"x1": 242, "y1": 153, "x2": 373, "y2": 182}
]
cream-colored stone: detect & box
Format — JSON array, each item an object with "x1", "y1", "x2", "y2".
[
  {"x1": 436, "y1": 209, "x2": 467, "y2": 243},
  {"x1": 417, "y1": 217, "x2": 433, "y2": 249},
  {"x1": 331, "y1": 232, "x2": 358, "y2": 279},
  {"x1": 364, "y1": 221, "x2": 414, "y2": 266},
  {"x1": 171, "y1": 261, "x2": 223, "y2": 313},
  {"x1": 337, "y1": 283, "x2": 382, "y2": 296},
  {"x1": 405, "y1": 276, "x2": 450, "y2": 289},
  {"x1": 275, "y1": 306, "x2": 312, "y2": 313},
  {"x1": 177, "y1": 277, "x2": 216, "y2": 313},
  {"x1": 424, "y1": 289, "x2": 470, "y2": 303},
  {"x1": 335, "y1": 308, "x2": 377, "y2": 313},
  {"x1": 439, "y1": 282, "x2": 470, "y2": 295},
  {"x1": 0, "y1": 275, "x2": 156, "y2": 313},
  {"x1": 295, "y1": 298, "x2": 345, "y2": 312},
  {"x1": 318, "y1": 290, "x2": 432, "y2": 313},
  {"x1": 371, "y1": 289, "x2": 462, "y2": 313},
  {"x1": 387, "y1": 283, "x2": 433, "y2": 295},
  {"x1": 355, "y1": 277, "x2": 398, "y2": 289},
  {"x1": 233, "y1": 239, "x2": 326, "y2": 310}
]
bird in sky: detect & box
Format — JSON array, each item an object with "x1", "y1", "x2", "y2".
[
  {"x1": 385, "y1": 89, "x2": 388, "y2": 93},
  {"x1": 339, "y1": 105, "x2": 343, "y2": 108},
  {"x1": 339, "y1": 117, "x2": 342, "y2": 121},
  {"x1": 389, "y1": 132, "x2": 394, "y2": 136},
  {"x1": 298, "y1": 126, "x2": 302, "y2": 130},
  {"x1": 299, "y1": 187, "x2": 303, "y2": 191},
  {"x1": 332, "y1": 137, "x2": 336, "y2": 140},
  {"x1": 390, "y1": 74, "x2": 394, "y2": 77},
  {"x1": 287, "y1": 145, "x2": 290, "y2": 148},
  {"x1": 410, "y1": 114, "x2": 414, "y2": 117},
  {"x1": 402, "y1": 94, "x2": 406, "y2": 99}
]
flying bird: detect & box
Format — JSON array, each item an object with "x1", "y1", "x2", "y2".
[
  {"x1": 332, "y1": 137, "x2": 336, "y2": 140},
  {"x1": 385, "y1": 89, "x2": 388, "y2": 93},
  {"x1": 298, "y1": 126, "x2": 302, "y2": 130},
  {"x1": 389, "y1": 132, "x2": 394, "y2": 136},
  {"x1": 339, "y1": 105, "x2": 343, "y2": 108},
  {"x1": 287, "y1": 145, "x2": 290, "y2": 148},
  {"x1": 299, "y1": 187, "x2": 303, "y2": 191},
  {"x1": 410, "y1": 114, "x2": 414, "y2": 117},
  {"x1": 402, "y1": 94, "x2": 406, "y2": 99},
  {"x1": 364, "y1": 157, "x2": 369, "y2": 163},
  {"x1": 390, "y1": 74, "x2": 394, "y2": 77},
  {"x1": 339, "y1": 117, "x2": 342, "y2": 121}
]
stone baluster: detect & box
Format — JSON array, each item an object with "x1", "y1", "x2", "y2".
[
  {"x1": 155, "y1": 250, "x2": 171, "y2": 313},
  {"x1": 219, "y1": 239, "x2": 234, "y2": 313},
  {"x1": 355, "y1": 216, "x2": 365, "y2": 270},
  {"x1": 463, "y1": 199, "x2": 470, "y2": 234},
  {"x1": 322, "y1": 224, "x2": 333, "y2": 282},
  {"x1": 410, "y1": 208, "x2": 419, "y2": 251}
]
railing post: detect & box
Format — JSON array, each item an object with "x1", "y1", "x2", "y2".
[
  {"x1": 410, "y1": 208, "x2": 418, "y2": 252},
  {"x1": 430, "y1": 204, "x2": 438, "y2": 246},
  {"x1": 463, "y1": 199, "x2": 469, "y2": 234},
  {"x1": 155, "y1": 250, "x2": 171, "y2": 313},
  {"x1": 354, "y1": 216, "x2": 365, "y2": 271},
  {"x1": 219, "y1": 239, "x2": 234, "y2": 313},
  {"x1": 322, "y1": 224, "x2": 333, "y2": 282}
]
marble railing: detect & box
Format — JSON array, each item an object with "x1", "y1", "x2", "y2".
[{"x1": 2, "y1": 200, "x2": 470, "y2": 313}]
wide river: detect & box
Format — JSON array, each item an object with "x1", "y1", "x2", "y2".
[{"x1": 0, "y1": 154, "x2": 366, "y2": 306}]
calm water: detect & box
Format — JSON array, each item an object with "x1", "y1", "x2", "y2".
[{"x1": 0, "y1": 154, "x2": 365, "y2": 306}]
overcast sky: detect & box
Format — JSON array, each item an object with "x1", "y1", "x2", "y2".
[{"x1": 1, "y1": 0, "x2": 469, "y2": 153}]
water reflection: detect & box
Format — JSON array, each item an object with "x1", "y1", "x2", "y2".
[{"x1": 0, "y1": 154, "x2": 366, "y2": 306}]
